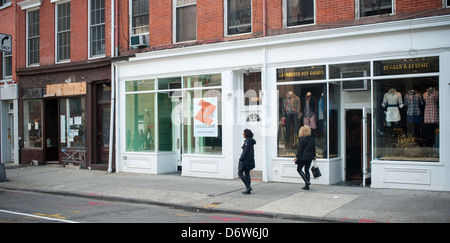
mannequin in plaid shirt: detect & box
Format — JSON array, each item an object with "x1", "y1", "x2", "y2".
[{"x1": 404, "y1": 90, "x2": 423, "y2": 137}]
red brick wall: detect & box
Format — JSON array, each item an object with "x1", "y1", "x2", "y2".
[
  {"x1": 316, "y1": 0, "x2": 355, "y2": 24},
  {"x1": 396, "y1": 0, "x2": 443, "y2": 15},
  {"x1": 16, "y1": 0, "x2": 112, "y2": 68},
  {"x1": 197, "y1": 0, "x2": 223, "y2": 41},
  {"x1": 149, "y1": 0, "x2": 172, "y2": 46}
]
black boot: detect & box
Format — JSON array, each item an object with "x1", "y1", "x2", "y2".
[
  {"x1": 242, "y1": 188, "x2": 251, "y2": 194},
  {"x1": 299, "y1": 171, "x2": 311, "y2": 190}
]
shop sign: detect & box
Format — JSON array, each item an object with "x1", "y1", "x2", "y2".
[
  {"x1": 193, "y1": 97, "x2": 218, "y2": 137},
  {"x1": 45, "y1": 82, "x2": 86, "y2": 97},
  {"x1": 277, "y1": 65, "x2": 326, "y2": 82},
  {"x1": 374, "y1": 56, "x2": 439, "y2": 76}
]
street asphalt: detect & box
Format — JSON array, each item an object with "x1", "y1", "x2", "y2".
[{"x1": 1, "y1": 163, "x2": 449, "y2": 223}]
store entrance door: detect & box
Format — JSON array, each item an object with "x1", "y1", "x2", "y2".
[
  {"x1": 44, "y1": 99, "x2": 59, "y2": 163},
  {"x1": 345, "y1": 108, "x2": 372, "y2": 186}
]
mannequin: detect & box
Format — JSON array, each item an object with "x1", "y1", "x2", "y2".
[
  {"x1": 423, "y1": 87, "x2": 438, "y2": 124},
  {"x1": 302, "y1": 91, "x2": 317, "y2": 129},
  {"x1": 283, "y1": 91, "x2": 301, "y2": 147},
  {"x1": 382, "y1": 88, "x2": 404, "y2": 136},
  {"x1": 317, "y1": 93, "x2": 324, "y2": 131},
  {"x1": 404, "y1": 89, "x2": 423, "y2": 137},
  {"x1": 423, "y1": 87, "x2": 439, "y2": 145}
]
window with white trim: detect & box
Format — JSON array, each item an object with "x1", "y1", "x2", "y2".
[
  {"x1": 90, "y1": 0, "x2": 105, "y2": 57},
  {"x1": 226, "y1": 0, "x2": 251, "y2": 35},
  {"x1": 359, "y1": 0, "x2": 393, "y2": 17},
  {"x1": 286, "y1": 0, "x2": 315, "y2": 27},
  {"x1": 56, "y1": 2, "x2": 71, "y2": 62},
  {"x1": 175, "y1": 0, "x2": 196, "y2": 42},
  {"x1": 131, "y1": 0, "x2": 149, "y2": 35},
  {"x1": 0, "y1": 0, "x2": 11, "y2": 8},
  {"x1": 27, "y1": 10, "x2": 40, "y2": 66},
  {"x1": 1, "y1": 51, "x2": 12, "y2": 79}
]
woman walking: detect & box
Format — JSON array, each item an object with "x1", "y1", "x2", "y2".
[
  {"x1": 239, "y1": 129, "x2": 256, "y2": 194},
  {"x1": 294, "y1": 126, "x2": 316, "y2": 190}
]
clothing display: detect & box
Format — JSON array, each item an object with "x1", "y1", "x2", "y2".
[
  {"x1": 382, "y1": 88, "x2": 404, "y2": 122},
  {"x1": 283, "y1": 91, "x2": 301, "y2": 144},
  {"x1": 423, "y1": 87, "x2": 439, "y2": 124},
  {"x1": 404, "y1": 90, "x2": 423, "y2": 117},
  {"x1": 302, "y1": 92, "x2": 317, "y2": 129}
]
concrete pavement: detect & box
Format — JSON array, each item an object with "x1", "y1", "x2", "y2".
[{"x1": 1, "y1": 164, "x2": 449, "y2": 223}]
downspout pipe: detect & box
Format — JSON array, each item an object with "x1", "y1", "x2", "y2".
[{"x1": 108, "y1": 0, "x2": 116, "y2": 173}]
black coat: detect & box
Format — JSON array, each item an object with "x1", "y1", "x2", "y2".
[
  {"x1": 239, "y1": 138, "x2": 256, "y2": 171},
  {"x1": 295, "y1": 136, "x2": 316, "y2": 161}
]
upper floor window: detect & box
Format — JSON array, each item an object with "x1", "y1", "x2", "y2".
[
  {"x1": 447, "y1": 0, "x2": 450, "y2": 7},
  {"x1": 286, "y1": 0, "x2": 315, "y2": 27},
  {"x1": 1, "y1": 51, "x2": 12, "y2": 79},
  {"x1": 27, "y1": 10, "x2": 40, "y2": 66},
  {"x1": 90, "y1": 0, "x2": 105, "y2": 57},
  {"x1": 0, "y1": 0, "x2": 11, "y2": 8},
  {"x1": 226, "y1": 0, "x2": 251, "y2": 35},
  {"x1": 56, "y1": 2, "x2": 71, "y2": 62},
  {"x1": 175, "y1": 0, "x2": 196, "y2": 42},
  {"x1": 131, "y1": 0, "x2": 149, "y2": 35},
  {"x1": 359, "y1": 0, "x2": 393, "y2": 17}
]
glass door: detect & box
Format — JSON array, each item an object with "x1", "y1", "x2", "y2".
[{"x1": 362, "y1": 107, "x2": 372, "y2": 186}]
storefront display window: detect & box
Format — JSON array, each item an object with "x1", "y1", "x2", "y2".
[
  {"x1": 23, "y1": 100, "x2": 43, "y2": 148},
  {"x1": 183, "y1": 88, "x2": 222, "y2": 155},
  {"x1": 158, "y1": 92, "x2": 174, "y2": 151},
  {"x1": 374, "y1": 77, "x2": 439, "y2": 162},
  {"x1": 125, "y1": 92, "x2": 156, "y2": 152},
  {"x1": 373, "y1": 57, "x2": 439, "y2": 162},
  {"x1": 277, "y1": 82, "x2": 328, "y2": 158},
  {"x1": 124, "y1": 74, "x2": 222, "y2": 154},
  {"x1": 59, "y1": 98, "x2": 86, "y2": 148}
]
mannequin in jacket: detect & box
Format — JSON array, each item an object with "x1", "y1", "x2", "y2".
[
  {"x1": 294, "y1": 125, "x2": 316, "y2": 190},
  {"x1": 239, "y1": 129, "x2": 256, "y2": 194}
]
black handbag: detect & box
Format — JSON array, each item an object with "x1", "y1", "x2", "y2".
[{"x1": 311, "y1": 160, "x2": 321, "y2": 178}]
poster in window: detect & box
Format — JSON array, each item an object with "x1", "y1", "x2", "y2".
[{"x1": 193, "y1": 97, "x2": 218, "y2": 137}]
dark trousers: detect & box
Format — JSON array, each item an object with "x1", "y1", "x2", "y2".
[
  {"x1": 297, "y1": 160, "x2": 312, "y2": 185},
  {"x1": 238, "y1": 169, "x2": 251, "y2": 189}
]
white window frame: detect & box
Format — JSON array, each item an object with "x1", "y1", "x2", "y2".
[
  {"x1": 1, "y1": 51, "x2": 12, "y2": 80},
  {"x1": 173, "y1": 0, "x2": 197, "y2": 43},
  {"x1": 26, "y1": 8, "x2": 40, "y2": 67},
  {"x1": 55, "y1": 0, "x2": 71, "y2": 63},
  {"x1": 282, "y1": 0, "x2": 316, "y2": 29},
  {"x1": 88, "y1": 0, "x2": 106, "y2": 59},
  {"x1": 224, "y1": 0, "x2": 252, "y2": 36}
]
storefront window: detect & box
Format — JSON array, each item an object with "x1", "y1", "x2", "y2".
[
  {"x1": 158, "y1": 92, "x2": 174, "y2": 151},
  {"x1": 184, "y1": 74, "x2": 222, "y2": 88},
  {"x1": 277, "y1": 83, "x2": 327, "y2": 158},
  {"x1": 329, "y1": 82, "x2": 340, "y2": 158},
  {"x1": 183, "y1": 89, "x2": 222, "y2": 154},
  {"x1": 23, "y1": 100, "x2": 43, "y2": 148},
  {"x1": 373, "y1": 77, "x2": 439, "y2": 162},
  {"x1": 125, "y1": 92, "x2": 156, "y2": 152},
  {"x1": 59, "y1": 98, "x2": 86, "y2": 148},
  {"x1": 125, "y1": 79, "x2": 155, "y2": 92}
]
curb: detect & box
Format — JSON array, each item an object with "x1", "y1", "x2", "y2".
[{"x1": 0, "y1": 185, "x2": 354, "y2": 223}]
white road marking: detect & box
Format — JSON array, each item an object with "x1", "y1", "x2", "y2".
[{"x1": 0, "y1": 209, "x2": 79, "y2": 223}]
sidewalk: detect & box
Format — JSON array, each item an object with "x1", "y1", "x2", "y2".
[{"x1": 1, "y1": 164, "x2": 449, "y2": 223}]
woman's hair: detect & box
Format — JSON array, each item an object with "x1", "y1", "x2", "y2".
[
  {"x1": 298, "y1": 125, "x2": 311, "y2": 137},
  {"x1": 243, "y1": 129, "x2": 254, "y2": 138}
]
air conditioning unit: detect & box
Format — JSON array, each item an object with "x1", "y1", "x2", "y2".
[{"x1": 130, "y1": 34, "x2": 149, "y2": 48}]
